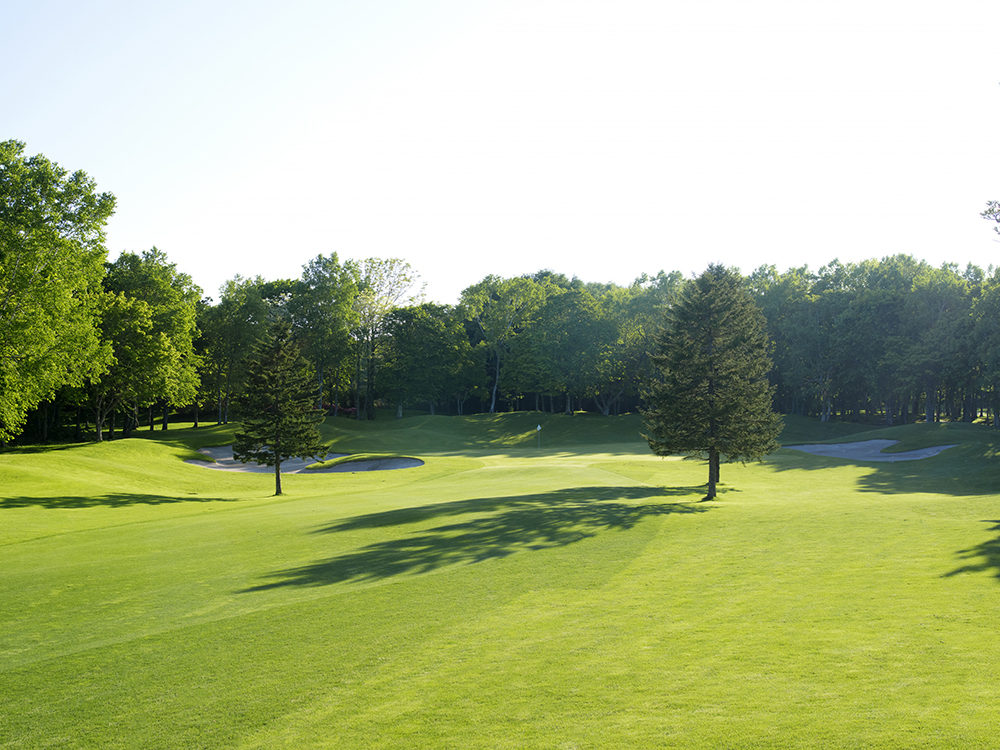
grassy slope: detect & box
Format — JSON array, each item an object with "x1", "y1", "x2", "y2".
[{"x1": 2, "y1": 414, "x2": 1000, "y2": 748}]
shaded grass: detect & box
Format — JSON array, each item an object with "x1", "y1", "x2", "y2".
[
  {"x1": 3, "y1": 414, "x2": 1000, "y2": 747},
  {"x1": 243, "y1": 487, "x2": 707, "y2": 590}
]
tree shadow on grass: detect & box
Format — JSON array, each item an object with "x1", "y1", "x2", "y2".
[
  {"x1": 1, "y1": 442, "x2": 87, "y2": 455},
  {"x1": 765, "y1": 443, "x2": 1000, "y2": 497},
  {"x1": 943, "y1": 520, "x2": 1000, "y2": 580},
  {"x1": 240, "y1": 485, "x2": 710, "y2": 592},
  {"x1": 0, "y1": 493, "x2": 237, "y2": 509}
]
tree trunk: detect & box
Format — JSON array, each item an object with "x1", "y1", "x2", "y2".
[
  {"x1": 193, "y1": 402, "x2": 199, "y2": 429},
  {"x1": 429, "y1": 401, "x2": 435, "y2": 416},
  {"x1": 354, "y1": 353, "x2": 363, "y2": 420},
  {"x1": 364, "y1": 341, "x2": 376, "y2": 420},
  {"x1": 489, "y1": 353, "x2": 500, "y2": 413},
  {"x1": 93, "y1": 396, "x2": 106, "y2": 442},
  {"x1": 274, "y1": 459, "x2": 282, "y2": 496},
  {"x1": 706, "y1": 448, "x2": 719, "y2": 499},
  {"x1": 216, "y1": 363, "x2": 224, "y2": 424},
  {"x1": 594, "y1": 393, "x2": 605, "y2": 415},
  {"x1": 565, "y1": 392, "x2": 571, "y2": 415},
  {"x1": 162, "y1": 403, "x2": 169, "y2": 430},
  {"x1": 396, "y1": 403, "x2": 403, "y2": 419}
]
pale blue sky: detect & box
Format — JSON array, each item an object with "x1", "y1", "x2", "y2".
[{"x1": 5, "y1": 0, "x2": 1000, "y2": 302}]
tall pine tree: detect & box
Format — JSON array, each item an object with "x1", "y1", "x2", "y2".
[
  {"x1": 234, "y1": 319, "x2": 326, "y2": 495},
  {"x1": 642, "y1": 265, "x2": 781, "y2": 499}
]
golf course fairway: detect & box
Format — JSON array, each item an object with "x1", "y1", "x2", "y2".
[{"x1": 3, "y1": 412, "x2": 1000, "y2": 748}]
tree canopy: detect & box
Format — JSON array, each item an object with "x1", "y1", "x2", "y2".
[{"x1": 0, "y1": 140, "x2": 115, "y2": 441}]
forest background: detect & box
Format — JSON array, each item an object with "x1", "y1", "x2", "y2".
[{"x1": 5, "y1": 139, "x2": 1000, "y2": 446}]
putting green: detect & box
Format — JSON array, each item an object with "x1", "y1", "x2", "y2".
[{"x1": 2, "y1": 414, "x2": 1000, "y2": 748}]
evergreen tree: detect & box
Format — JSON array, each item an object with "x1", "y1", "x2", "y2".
[
  {"x1": 233, "y1": 319, "x2": 326, "y2": 495},
  {"x1": 642, "y1": 265, "x2": 781, "y2": 499}
]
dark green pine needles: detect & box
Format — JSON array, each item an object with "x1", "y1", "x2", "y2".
[
  {"x1": 642, "y1": 264, "x2": 782, "y2": 499},
  {"x1": 234, "y1": 319, "x2": 326, "y2": 495}
]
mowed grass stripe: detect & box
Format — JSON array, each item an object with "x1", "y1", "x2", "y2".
[{"x1": 3, "y1": 413, "x2": 1000, "y2": 747}]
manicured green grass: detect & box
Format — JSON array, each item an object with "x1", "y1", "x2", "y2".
[
  {"x1": 305, "y1": 452, "x2": 420, "y2": 470},
  {"x1": 3, "y1": 413, "x2": 1000, "y2": 747}
]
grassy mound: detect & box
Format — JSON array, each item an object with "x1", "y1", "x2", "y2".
[
  {"x1": 305, "y1": 453, "x2": 422, "y2": 470},
  {"x1": 3, "y1": 414, "x2": 1000, "y2": 747}
]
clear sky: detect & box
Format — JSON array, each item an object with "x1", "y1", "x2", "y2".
[{"x1": 5, "y1": 0, "x2": 1000, "y2": 303}]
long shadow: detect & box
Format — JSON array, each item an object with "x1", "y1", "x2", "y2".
[
  {"x1": 240, "y1": 485, "x2": 709, "y2": 592},
  {"x1": 943, "y1": 520, "x2": 1000, "y2": 580},
  {"x1": 1, "y1": 493, "x2": 237, "y2": 509},
  {"x1": 1, "y1": 442, "x2": 87, "y2": 455}
]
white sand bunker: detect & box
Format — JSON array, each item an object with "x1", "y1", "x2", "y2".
[
  {"x1": 187, "y1": 446, "x2": 423, "y2": 473},
  {"x1": 784, "y1": 439, "x2": 958, "y2": 462}
]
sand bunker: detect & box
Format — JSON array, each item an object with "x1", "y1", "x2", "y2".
[
  {"x1": 187, "y1": 446, "x2": 423, "y2": 473},
  {"x1": 784, "y1": 439, "x2": 957, "y2": 462}
]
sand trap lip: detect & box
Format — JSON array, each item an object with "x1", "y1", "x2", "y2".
[
  {"x1": 784, "y1": 439, "x2": 958, "y2": 462},
  {"x1": 186, "y1": 446, "x2": 423, "y2": 473}
]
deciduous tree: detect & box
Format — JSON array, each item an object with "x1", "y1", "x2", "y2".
[
  {"x1": 287, "y1": 253, "x2": 356, "y2": 410},
  {"x1": 348, "y1": 258, "x2": 418, "y2": 419},
  {"x1": 0, "y1": 140, "x2": 115, "y2": 440},
  {"x1": 103, "y1": 248, "x2": 201, "y2": 430},
  {"x1": 460, "y1": 275, "x2": 546, "y2": 413}
]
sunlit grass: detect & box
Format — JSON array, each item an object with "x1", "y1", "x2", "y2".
[
  {"x1": 305, "y1": 452, "x2": 420, "y2": 470},
  {"x1": 3, "y1": 413, "x2": 1000, "y2": 747}
]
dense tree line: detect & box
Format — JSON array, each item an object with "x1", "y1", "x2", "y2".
[
  {"x1": 750, "y1": 255, "x2": 1000, "y2": 426},
  {"x1": 5, "y1": 141, "x2": 1000, "y2": 444}
]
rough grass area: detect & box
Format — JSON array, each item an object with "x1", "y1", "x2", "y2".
[{"x1": 3, "y1": 413, "x2": 1000, "y2": 748}]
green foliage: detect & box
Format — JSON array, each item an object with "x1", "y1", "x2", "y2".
[
  {"x1": 643, "y1": 265, "x2": 782, "y2": 497},
  {"x1": 755, "y1": 255, "x2": 988, "y2": 426},
  {"x1": 287, "y1": 253, "x2": 357, "y2": 409},
  {"x1": 347, "y1": 257, "x2": 419, "y2": 420},
  {"x1": 460, "y1": 275, "x2": 547, "y2": 413},
  {"x1": 199, "y1": 275, "x2": 272, "y2": 423},
  {"x1": 102, "y1": 248, "x2": 202, "y2": 414},
  {"x1": 233, "y1": 319, "x2": 326, "y2": 495},
  {"x1": 0, "y1": 140, "x2": 115, "y2": 440},
  {"x1": 84, "y1": 291, "x2": 174, "y2": 440},
  {"x1": 982, "y1": 200, "x2": 1000, "y2": 236},
  {"x1": 380, "y1": 303, "x2": 476, "y2": 415}
]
